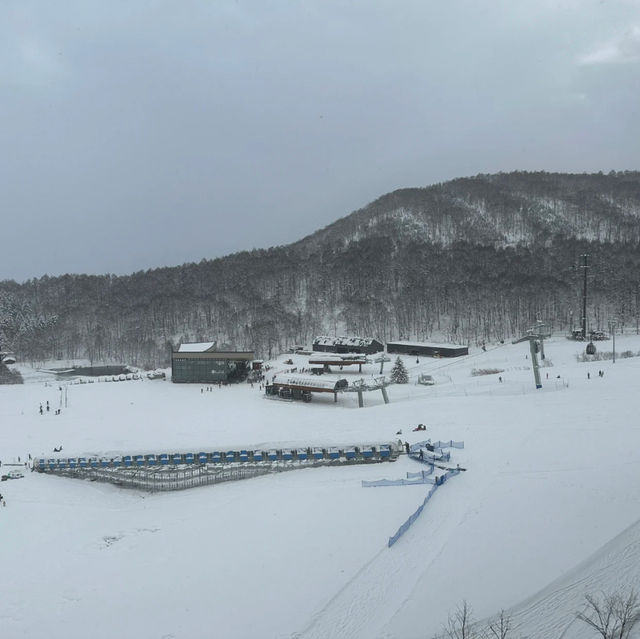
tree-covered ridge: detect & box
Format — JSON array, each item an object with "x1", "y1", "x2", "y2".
[{"x1": 1, "y1": 171, "x2": 639, "y2": 367}]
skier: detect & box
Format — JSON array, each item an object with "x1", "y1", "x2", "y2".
[
  {"x1": 46, "y1": 401, "x2": 50, "y2": 412},
  {"x1": 39, "y1": 404, "x2": 43, "y2": 415}
]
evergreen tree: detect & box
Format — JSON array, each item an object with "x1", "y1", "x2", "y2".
[{"x1": 390, "y1": 356, "x2": 409, "y2": 384}]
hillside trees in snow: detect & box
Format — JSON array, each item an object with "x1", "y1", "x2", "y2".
[
  {"x1": 1, "y1": 172, "x2": 639, "y2": 365},
  {"x1": 0, "y1": 292, "x2": 57, "y2": 363}
]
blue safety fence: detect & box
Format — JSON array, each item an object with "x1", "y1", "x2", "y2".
[
  {"x1": 362, "y1": 477, "x2": 429, "y2": 487},
  {"x1": 409, "y1": 439, "x2": 464, "y2": 454},
  {"x1": 416, "y1": 450, "x2": 450, "y2": 463},
  {"x1": 387, "y1": 468, "x2": 461, "y2": 547},
  {"x1": 407, "y1": 467, "x2": 434, "y2": 478},
  {"x1": 432, "y1": 440, "x2": 464, "y2": 450},
  {"x1": 362, "y1": 467, "x2": 437, "y2": 488}
]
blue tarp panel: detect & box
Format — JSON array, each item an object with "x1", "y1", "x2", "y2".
[
  {"x1": 78, "y1": 457, "x2": 88, "y2": 468},
  {"x1": 58, "y1": 460, "x2": 67, "y2": 469},
  {"x1": 297, "y1": 449, "x2": 308, "y2": 460},
  {"x1": 226, "y1": 451, "x2": 236, "y2": 462},
  {"x1": 38, "y1": 458, "x2": 45, "y2": 468},
  {"x1": 345, "y1": 449, "x2": 356, "y2": 460},
  {"x1": 268, "y1": 450, "x2": 278, "y2": 461},
  {"x1": 328, "y1": 449, "x2": 340, "y2": 459},
  {"x1": 147, "y1": 455, "x2": 157, "y2": 465},
  {"x1": 100, "y1": 459, "x2": 109, "y2": 468},
  {"x1": 185, "y1": 453, "x2": 195, "y2": 464},
  {"x1": 48, "y1": 459, "x2": 56, "y2": 469},
  {"x1": 112, "y1": 458, "x2": 121, "y2": 467},
  {"x1": 282, "y1": 449, "x2": 293, "y2": 460},
  {"x1": 90, "y1": 458, "x2": 98, "y2": 468},
  {"x1": 135, "y1": 455, "x2": 144, "y2": 466},
  {"x1": 212, "y1": 452, "x2": 222, "y2": 463},
  {"x1": 123, "y1": 456, "x2": 132, "y2": 466},
  {"x1": 253, "y1": 451, "x2": 264, "y2": 461},
  {"x1": 313, "y1": 448, "x2": 324, "y2": 460},
  {"x1": 172, "y1": 453, "x2": 182, "y2": 464},
  {"x1": 239, "y1": 450, "x2": 249, "y2": 462},
  {"x1": 160, "y1": 454, "x2": 169, "y2": 465},
  {"x1": 198, "y1": 452, "x2": 208, "y2": 464},
  {"x1": 379, "y1": 447, "x2": 390, "y2": 458},
  {"x1": 68, "y1": 458, "x2": 77, "y2": 468},
  {"x1": 362, "y1": 448, "x2": 373, "y2": 458}
]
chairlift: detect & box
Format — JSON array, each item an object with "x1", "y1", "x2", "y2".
[{"x1": 586, "y1": 341, "x2": 596, "y2": 355}]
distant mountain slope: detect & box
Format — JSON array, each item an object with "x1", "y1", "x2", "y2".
[
  {"x1": 2, "y1": 171, "x2": 640, "y2": 366},
  {"x1": 293, "y1": 171, "x2": 640, "y2": 253}
]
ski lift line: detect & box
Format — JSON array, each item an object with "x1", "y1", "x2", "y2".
[
  {"x1": 34, "y1": 444, "x2": 401, "y2": 491},
  {"x1": 34, "y1": 442, "x2": 400, "y2": 472}
]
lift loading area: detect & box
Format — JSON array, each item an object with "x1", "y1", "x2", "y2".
[
  {"x1": 266, "y1": 373, "x2": 389, "y2": 407},
  {"x1": 34, "y1": 443, "x2": 400, "y2": 491},
  {"x1": 266, "y1": 373, "x2": 348, "y2": 402}
]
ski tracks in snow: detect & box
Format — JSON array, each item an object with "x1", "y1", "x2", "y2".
[
  {"x1": 293, "y1": 476, "x2": 479, "y2": 639},
  {"x1": 505, "y1": 517, "x2": 640, "y2": 639}
]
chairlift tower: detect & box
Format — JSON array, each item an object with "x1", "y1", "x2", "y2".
[
  {"x1": 581, "y1": 254, "x2": 589, "y2": 340},
  {"x1": 512, "y1": 322, "x2": 551, "y2": 390},
  {"x1": 608, "y1": 318, "x2": 617, "y2": 364}
]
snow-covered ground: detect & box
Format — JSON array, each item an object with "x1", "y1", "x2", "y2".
[{"x1": 1, "y1": 335, "x2": 639, "y2": 639}]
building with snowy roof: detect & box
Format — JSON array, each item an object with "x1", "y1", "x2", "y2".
[
  {"x1": 171, "y1": 343, "x2": 254, "y2": 383},
  {"x1": 386, "y1": 340, "x2": 468, "y2": 358},
  {"x1": 312, "y1": 335, "x2": 383, "y2": 355}
]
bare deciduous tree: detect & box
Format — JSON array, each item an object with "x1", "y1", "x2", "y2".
[
  {"x1": 482, "y1": 610, "x2": 514, "y2": 639},
  {"x1": 439, "y1": 600, "x2": 476, "y2": 639},
  {"x1": 576, "y1": 589, "x2": 640, "y2": 639}
]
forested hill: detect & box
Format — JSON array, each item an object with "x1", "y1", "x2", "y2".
[{"x1": 2, "y1": 171, "x2": 640, "y2": 368}]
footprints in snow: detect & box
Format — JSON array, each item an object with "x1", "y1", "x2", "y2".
[{"x1": 102, "y1": 527, "x2": 159, "y2": 548}]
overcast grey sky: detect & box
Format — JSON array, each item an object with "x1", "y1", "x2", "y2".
[{"x1": 2, "y1": 0, "x2": 639, "y2": 282}]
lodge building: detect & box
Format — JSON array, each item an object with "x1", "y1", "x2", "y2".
[
  {"x1": 171, "y1": 343, "x2": 254, "y2": 383},
  {"x1": 312, "y1": 335, "x2": 383, "y2": 355},
  {"x1": 386, "y1": 340, "x2": 468, "y2": 358}
]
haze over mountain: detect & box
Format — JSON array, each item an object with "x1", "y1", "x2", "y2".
[{"x1": 1, "y1": 171, "x2": 640, "y2": 367}]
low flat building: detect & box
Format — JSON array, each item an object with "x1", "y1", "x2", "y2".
[
  {"x1": 386, "y1": 340, "x2": 468, "y2": 358},
  {"x1": 171, "y1": 342, "x2": 254, "y2": 383},
  {"x1": 312, "y1": 335, "x2": 383, "y2": 355}
]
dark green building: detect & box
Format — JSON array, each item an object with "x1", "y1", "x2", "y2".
[{"x1": 171, "y1": 342, "x2": 254, "y2": 383}]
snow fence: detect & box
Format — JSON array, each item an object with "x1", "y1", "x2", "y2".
[{"x1": 387, "y1": 468, "x2": 461, "y2": 547}]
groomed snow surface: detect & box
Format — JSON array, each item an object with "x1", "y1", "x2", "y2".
[{"x1": 1, "y1": 336, "x2": 640, "y2": 639}]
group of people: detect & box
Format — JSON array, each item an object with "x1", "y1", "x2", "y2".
[{"x1": 39, "y1": 401, "x2": 62, "y2": 415}]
